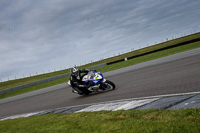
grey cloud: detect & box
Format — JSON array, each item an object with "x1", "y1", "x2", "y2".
[{"x1": 0, "y1": 0, "x2": 200, "y2": 81}]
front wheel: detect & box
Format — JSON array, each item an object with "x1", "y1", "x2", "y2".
[{"x1": 104, "y1": 80, "x2": 115, "y2": 90}]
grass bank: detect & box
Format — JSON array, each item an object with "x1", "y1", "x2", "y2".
[
  {"x1": 0, "y1": 40, "x2": 200, "y2": 99},
  {"x1": 1, "y1": 109, "x2": 200, "y2": 132},
  {"x1": 0, "y1": 32, "x2": 200, "y2": 91}
]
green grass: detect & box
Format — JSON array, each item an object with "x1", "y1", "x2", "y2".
[
  {"x1": 0, "y1": 40, "x2": 200, "y2": 99},
  {"x1": 1, "y1": 109, "x2": 200, "y2": 133},
  {"x1": 0, "y1": 32, "x2": 200, "y2": 91}
]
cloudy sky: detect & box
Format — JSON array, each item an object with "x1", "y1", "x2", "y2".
[{"x1": 0, "y1": 0, "x2": 200, "y2": 81}]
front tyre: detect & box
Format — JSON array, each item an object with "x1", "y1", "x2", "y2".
[{"x1": 104, "y1": 80, "x2": 115, "y2": 90}]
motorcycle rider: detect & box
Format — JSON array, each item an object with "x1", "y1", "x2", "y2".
[{"x1": 70, "y1": 66, "x2": 93, "y2": 94}]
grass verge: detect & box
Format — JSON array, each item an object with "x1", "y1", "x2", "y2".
[
  {"x1": 0, "y1": 41, "x2": 200, "y2": 99},
  {"x1": 1, "y1": 109, "x2": 200, "y2": 132}
]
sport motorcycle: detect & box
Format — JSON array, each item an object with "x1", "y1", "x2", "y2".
[{"x1": 68, "y1": 71, "x2": 115, "y2": 95}]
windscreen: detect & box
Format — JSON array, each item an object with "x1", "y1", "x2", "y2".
[{"x1": 88, "y1": 71, "x2": 95, "y2": 79}]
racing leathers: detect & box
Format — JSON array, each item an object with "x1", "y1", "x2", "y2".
[{"x1": 70, "y1": 69, "x2": 92, "y2": 94}]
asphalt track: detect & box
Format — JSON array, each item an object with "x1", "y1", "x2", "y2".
[{"x1": 0, "y1": 48, "x2": 200, "y2": 117}]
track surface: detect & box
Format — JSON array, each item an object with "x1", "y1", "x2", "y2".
[{"x1": 0, "y1": 51, "x2": 200, "y2": 117}]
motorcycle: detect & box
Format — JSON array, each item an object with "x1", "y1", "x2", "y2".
[{"x1": 68, "y1": 70, "x2": 115, "y2": 95}]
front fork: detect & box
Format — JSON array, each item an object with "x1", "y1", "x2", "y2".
[
  {"x1": 100, "y1": 79, "x2": 107, "y2": 90},
  {"x1": 90, "y1": 79, "x2": 107, "y2": 91}
]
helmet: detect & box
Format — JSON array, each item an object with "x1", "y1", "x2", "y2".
[{"x1": 71, "y1": 66, "x2": 79, "y2": 76}]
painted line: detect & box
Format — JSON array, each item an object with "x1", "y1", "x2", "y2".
[
  {"x1": 77, "y1": 98, "x2": 159, "y2": 113},
  {"x1": 76, "y1": 101, "x2": 130, "y2": 112},
  {"x1": 113, "y1": 98, "x2": 159, "y2": 111},
  {"x1": 0, "y1": 111, "x2": 43, "y2": 121}
]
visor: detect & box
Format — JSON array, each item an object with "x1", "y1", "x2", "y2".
[{"x1": 73, "y1": 71, "x2": 79, "y2": 76}]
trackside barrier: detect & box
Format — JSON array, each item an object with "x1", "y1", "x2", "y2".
[{"x1": 107, "y1": 38, "x2": 200, "y2": 65}]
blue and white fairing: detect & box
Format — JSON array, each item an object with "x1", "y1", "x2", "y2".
[{"x1": 82, "y1": 71, "x2": 104, "y2": 86}]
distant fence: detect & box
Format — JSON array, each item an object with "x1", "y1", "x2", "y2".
[{"x1": 1, "y1": 37, "x2": 200, "y2": 95}]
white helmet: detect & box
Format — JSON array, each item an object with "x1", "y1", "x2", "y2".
[{"x1": 71, "y1": 66, "x2": 79, "y2": 76}]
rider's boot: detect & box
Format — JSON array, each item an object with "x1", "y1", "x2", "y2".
[
  {"x1": 73, "y1": 87, "x2": 83, "y2": 94},
  {"x1": 72, "y1": 90, "x2": 78, "y2": 93}
]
